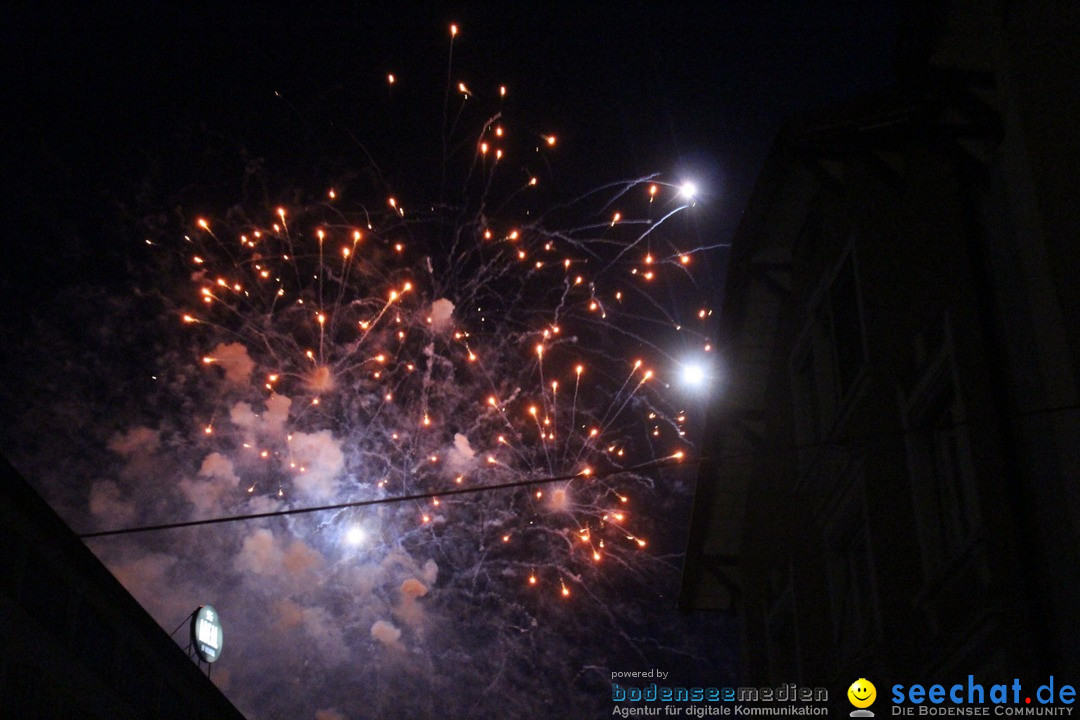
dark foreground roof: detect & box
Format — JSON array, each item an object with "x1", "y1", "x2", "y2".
[{"x1": 0, "y1": 455, "x2": 246, "y2": 720}]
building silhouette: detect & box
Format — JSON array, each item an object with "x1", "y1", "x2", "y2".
[
  {"x1": 0, "y1": 456, "x2": 246, "y2": 719},
  {"x1": 680, "y1": 0, "x2": 1080, "y2": 702}
]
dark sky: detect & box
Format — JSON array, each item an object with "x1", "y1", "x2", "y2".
[
  {"x1": 4, "y1": 1, "x2": 896, "y2": 311},
  {"x1": 1, "y1": 3, "x2": 898, "y2": 718}
]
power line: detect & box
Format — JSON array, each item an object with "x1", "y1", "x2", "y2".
[
  {"x1": 78, "y1": 456, "x2": 684, "y2": 539},
  {"x1": 76, "y1": 401, "x2": 1079, "y2": 538}
]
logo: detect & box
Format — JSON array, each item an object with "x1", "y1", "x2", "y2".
[
  {"x1": 890, "y1": 676, "x2": 1076, "y2": 715},
  {"x1": 849, "y1": 678, "x2": 877, "y2": 717}
]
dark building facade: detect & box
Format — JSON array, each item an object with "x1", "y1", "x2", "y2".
[
  {"x1": 681, "y1": 0, "x2": 1080, "y2": 704},
  {"x1": 0, "y1": 456, "x2": 246, "y2": 719}
]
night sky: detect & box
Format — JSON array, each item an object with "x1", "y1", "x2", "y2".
[{"x1": 2, "y1": 3, "x2": 896, "y2": 718}]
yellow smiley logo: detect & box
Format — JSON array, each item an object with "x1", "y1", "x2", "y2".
[{"x1": 848, "y1": 678, "x2": 876, "y2": 708}]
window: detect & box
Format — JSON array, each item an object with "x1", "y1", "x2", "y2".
[
  {"x1": 793, "y1": 348, "x2": 822, "y2": 445},
  {"x1": 831, "y1": 253, "x2": 863, "y2": 397},
  {"x1": 903, "y1": 347, "x2": 980, "y2": 577},
  {"x1": 765, "y1": 566, "x2": 801, "y2": 684},
  {"x1": 790, "y1": 246, "x2": 867, "y2": 452},
  {"x1": 794, "y1": 198, "x2": 829, "y2": 260},
  {"x1": 821, "y1": 472, "x2": 879, "y2": 666},
  {"x1": 825, "y1": 511, "x2": 878, "y2": 662}
]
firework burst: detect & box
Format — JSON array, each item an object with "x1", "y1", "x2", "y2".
[
  {"x1": 175, "y1": 156, "x2": 700, "y2": 599},
  {"x1": 6, "y1": 23, "x2": 726, "y2": 718}
]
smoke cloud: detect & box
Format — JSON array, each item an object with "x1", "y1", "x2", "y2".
[{"x1": 429, "y1": 298, "x2": 455, "y2": 332}]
